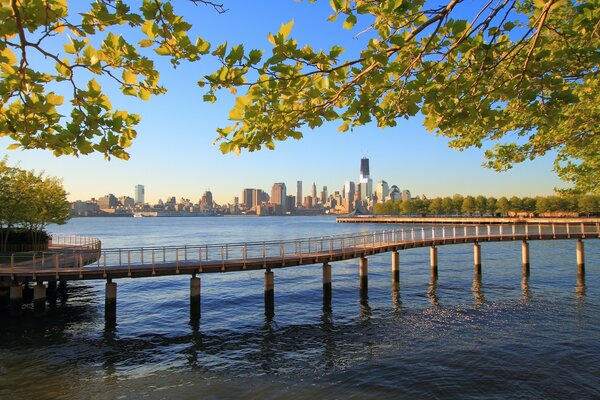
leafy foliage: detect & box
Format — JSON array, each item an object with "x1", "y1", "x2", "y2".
[
  {"x1": 1, "y1": 1, "x2": 598, "y2": 194},
  {"x1": 203, "y1": 0, "x2": 599, "y2": 193},
  {"x1": 0, "y1": 0, "x2": 213, "y2": 159},
  {"x1": 0, "y1": 158, "x2": 70, "y2": 250},
  {"x1": 373, "y1": 193, "x2": 599, "y2": 216}
]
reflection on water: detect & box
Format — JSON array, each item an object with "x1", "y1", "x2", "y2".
[
  {"x1": 427, "y1": 277, "x2": 439, "y2": 307},
  {"x1": 521, "y1": 275, "x2": 532, "y2": 304},
  {"x1": 471, "y1": 275, "x2": 485, "y2": 308}
]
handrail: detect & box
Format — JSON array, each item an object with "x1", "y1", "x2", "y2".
[{"x1": 1, "y1": 222, "x2": 598, "y2": 274}]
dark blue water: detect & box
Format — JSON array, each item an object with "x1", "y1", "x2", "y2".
[{"x1": 1, "y1": 216, "x2": 599, "y2": 399}]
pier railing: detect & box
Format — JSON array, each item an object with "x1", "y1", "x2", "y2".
[{"x1": 1, "y1": 222, "x2": 598, "y2": 277}]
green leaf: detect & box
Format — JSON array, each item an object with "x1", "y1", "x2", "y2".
[
  {"x1": 122, "y1": 70, "x2": 137, "y2": 84},
  {"x1": 46, "y1": 93, "x2": 64, "y2": 106},
  {"x1": 343, "y1": 14, "x2": 357, "y2": 30},
  {"x1": 279, "y1": 20, "x2": 294, "y2": 40}
]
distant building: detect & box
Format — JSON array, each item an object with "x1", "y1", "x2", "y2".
[
  {"x1": 98, "y1": 194, "x2": 119, "y2": 210},
  {"x1": 271, "y1": 182, "x2": 287, "y2": 214},
  {"x1": 297, "y1": 181, "x2": 303, "y2": 207},
  {"x1": 311, "y1": 182, "x2": 317, "y2": 201},
  {"x1": 242, "y1": 188, "x2": 254, "y2": 209},
  {"x1": 134, "y1": 184, "x2": 145, "y2": 205},
  {"x1": 401, "y1": 190, "x2": 411, "y2": 201},
  {"x1": 359, "y1": 157, "x2": 373, "y2": 200},
  {"x1": 304, "y1": 196, "x2": 313, "y2": 209},
  {"x1": 253, "y1": 189, "x2": 266, "y2": 209},
  {"x1": 375, "y1": 180, "x2": 389, "y2": 203},
  {"x1": 389, "y1": 185, "x2": 401, "y2": 202},
  {"x1": 344, "y1": 181, "x2": 355, "y2": 209},
  {"x1": 200, "y1": 191, "x2": 213, "y2": 210},
  {"x1": 321, "y1": 186, "x2": 328, "y2": 204},
  {"x1": 119, "y1": 196, "x2": 135, "y2": 209}
]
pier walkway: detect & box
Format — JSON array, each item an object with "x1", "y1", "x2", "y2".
[{"x1": 1, "y1": 221, "x2": 598, "y2": 318}]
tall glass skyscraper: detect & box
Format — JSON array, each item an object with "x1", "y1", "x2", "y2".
[
  {"x1": 134, "y1": 184, "x2": 145, "y2": 205},
  {"x1": 359, "y1": 158, "x2": 373, "y2": 200}
]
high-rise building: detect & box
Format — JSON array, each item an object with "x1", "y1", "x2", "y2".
[
  {"x1": 271, "y1": 182, "x2": 287, "y2": 213},
  {"x1": 242, "y1": 188, "x2": 254, "y2": 209},
  {"x1": 375, "y1": 180, "x2": 389, "y2": 203},
  {"x1": 200, "y1": 190, "x2": 213, "y2": 210},
  {"x1": 360, "y1": 158, "x2": 370, "y2": 182},
  {"x1": 134, "y1": 184, "x2": 145, "y2": 205},
  {"x1": 401, "y1": 190, "x2": 412, "y2": 201},
  {"x1": 321, "y1": 186, "x2": 328, "y2": 204},
  {"x1": 312, "y1": 182, "x2": 317, "y2": 201},
  {"x1": 252, "y1": 189, "x2": 265, "y2": 209},
  {"x1": 297, "y1": 181, "x2": 302, "y2": 207},
  {"x1": 344, "y1": 181, "x2": 355, "y2": 205},
  {"x1": 359, "y1": 158, "x2": 373, "y2": 200}
]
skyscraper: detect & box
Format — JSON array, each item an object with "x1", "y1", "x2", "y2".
[
  {"x1": 359, "y1": 157, "x2": 373, "y2": 200},
  {"x1": 297, "y1": 181, "x2": 302, "y2": 207},
  {"x1": 134, "y1": 184, "x2": 145, "y2": 205},
  {"x1": 360, "y1": 158, "x2": 370, "y2": 182},
  {"x1": 271, "y1": 182, "x2": 287, "y2": 212},
  {"x1": 312, "y1": 182, "x2": 317, "y2": 201},
  {"x1": 242, "y1": 188, "x2": 254, "y2": 209},
  {"x1": 376, "y1": 180, "x2": 389, "y2": 203}
]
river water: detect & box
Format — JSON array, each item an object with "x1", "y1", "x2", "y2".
[{"x1": 1, "y1": 216, "x2": 599, "y2": 399}]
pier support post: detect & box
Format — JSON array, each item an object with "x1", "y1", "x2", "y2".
[
  {"x1": 577, "y1": 239, "x2": 585, "y2": 276},
  {"x1": 323, "y1": 263, "x2": 332, "y2": 303},
  {"x1": 105, "y1": 280, "x2": 117, "y2": 323},
  {"x1": 0, "y1": 281, "x2": 9, "y2": 311},
  {"x1": 34, "y1": 282, "x2": 46, "y2": 316},
  {"x1": 474, "y1": 243, "x2": 482, "y2": 276},
  {"x1": 46, "y1": 281, "x2": 57, "y2": 302},
  {"x1": 59, "y1": 280, "x2": 67, "y2": 292},
  {"x1": 9, "y1": 282, "x2": 23, "y2": 316},
  {"x1": 430, "y1": 247, "x2": 438, "y2": 279},
  {"x1": 190, "y1": 276, "x2": 201, "y2": 318},
  {"x1": 522, "y1": 241, "x2": 530, "y2": 276},
  {"x1": 392, "y1": 251, "x2": 400, "y2": 283},
  {"x1": 359, "y1": 257, "x2": 368, "y2": 292},
  {"x1": 264, "y1": 270, "x2": 274, "y2": 317}
]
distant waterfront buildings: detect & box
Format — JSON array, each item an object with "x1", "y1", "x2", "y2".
[
  {"x1": 135, "y1": 184, "x2": 145, "y2": 205},
  {"x1": 70, "y1": 157, "x2": 414, "y2": 217}
]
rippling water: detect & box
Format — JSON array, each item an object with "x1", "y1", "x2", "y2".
[{"x1": 1, "y1": 216, "x2": 599, "y2": 399}]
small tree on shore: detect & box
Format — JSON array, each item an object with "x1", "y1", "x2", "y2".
[{"x1": 0, "y1": 160, "x2": 70, "y2": 252}]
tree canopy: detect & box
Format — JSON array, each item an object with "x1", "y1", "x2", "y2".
[
  {"x1": 0, "y1": 159, "x2": 70, "y2": 250},
  {"x1": 1, "y1": 1, "x2": 598, "y2": 193}
]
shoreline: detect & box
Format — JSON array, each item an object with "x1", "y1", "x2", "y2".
[{"x1": 336, "y1": 216, "x2": 600, "y2": 225}]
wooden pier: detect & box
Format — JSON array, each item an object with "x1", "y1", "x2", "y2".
[{"x1": 1, "y1": 221, "x2": 598, "y2": 319}]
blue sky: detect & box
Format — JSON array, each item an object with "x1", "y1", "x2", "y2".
[{"x1": 0, "y1": 1, "x2": 565, "y2": 204}]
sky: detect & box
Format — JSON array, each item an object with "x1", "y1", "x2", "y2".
[{"x1": 0, "y1": 1, "x2": 566, "y2": 204}]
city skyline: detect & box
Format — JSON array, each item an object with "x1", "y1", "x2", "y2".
[{"x1": 0, "y1": 1, "x2": 565, "y2": 203}]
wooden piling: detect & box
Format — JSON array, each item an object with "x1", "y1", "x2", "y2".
[
  {"x1": 9, "y1": 282, "x2": 23, "y2": 317},
  {"x1": 190, "y1": 276, "x2": 201, "y2": 318},
  {"x1": 34, "y1": 282, "x2": 46, "y2": 316},
  {"x1": 392, "y1": 251, "x2": 400, "y2": 283},
  {"x1": 430, "y1": 246, "x2": 438, "y2": 279},
  {"x1": 359, "y1": 256, "x2": 368, "y2": 292},
  {"x1": 322, "y1": 263, "x2": 332, "y2": 303},
  {"x1": 105, "y1": 280, "x2": 117, "y2": 322},
  {"x1": 264, "y1": 270, "x2": 274, "y2": 317},
  {"x1": 577, "y1": 239, "x2": 585, "y2": 276},
  {"x1": 522, "y1": 241, "x2": 530, "y2": 276},
  {"x1": 474, "y1": 243, "x2": 482, "y2": 276}
]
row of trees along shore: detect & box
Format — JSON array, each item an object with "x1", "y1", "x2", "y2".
[
  {"x1": 373, "y1": 195, "x2": 600, "y2": 217},
  {"x1": 0, "y1": 160, "x2": 70, "y2": 253}
]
